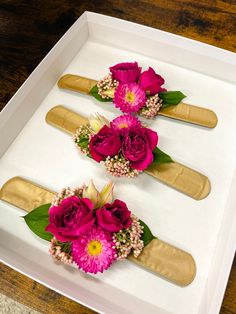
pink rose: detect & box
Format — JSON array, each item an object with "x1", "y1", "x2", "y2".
[
  {"x1": 122, "y1": 127, "x2": 158, "y2": 170},
  {"x1": 96, "y1": 199, "x2": 132, "y2": 232},
  {"x1": 110, "y1": 62, "x2": 141, "y2": 83},
  {"x1": 139, "y1": 67, "x2": 166, "y2": 95},
  {"x1": 89, "y1": 125, "x2": 121, "y2": 162},
  {"x1": 46, "y1": 196, "x2": 95, "y2": 242}
]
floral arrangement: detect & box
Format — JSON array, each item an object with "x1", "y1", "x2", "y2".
[
  {"x1": 23, "y1": 181, "x2": 156, "y2": 274},
  {"x1": 89, "y1": 62, "x2": 186, "y2": 118},
  {"x1": 73, "y1": 114, "x2": 172, "y2": 177}
]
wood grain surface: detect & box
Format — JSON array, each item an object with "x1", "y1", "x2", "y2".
[{"x1": 0, "y1": 0, "x2": 235, "y2": 313}]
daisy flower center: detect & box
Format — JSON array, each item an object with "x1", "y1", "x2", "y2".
[
  {"x1": 125, "y1": 91, "x2": 135, "y2": 103},
  {"x1": 118, "y1": 123, "x2": 129, "y2": 129},
  {"x1": 87, "y1": 240, "x2": 102, "y2": 256}
]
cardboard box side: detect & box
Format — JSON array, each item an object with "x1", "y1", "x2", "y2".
[
  {"x1": 86, "y1": 11, "x2": 236, "y2": 84},
  {"x1": 207, "y1": 169, "x2": 236, "y2": 314}
]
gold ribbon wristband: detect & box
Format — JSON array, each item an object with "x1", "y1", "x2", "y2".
[
  {"x1": 58, "y1": 74, "x2": 218, "y2": 128},
  {"x1": 46, "y1": 105, "x2": 211, "y2": 200},
  {"x1": 0, "y1": 176, "x2": 196, "y2": 286}
]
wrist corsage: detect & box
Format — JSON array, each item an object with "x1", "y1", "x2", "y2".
[
  {"x1": 0, "y1": 177, "x2": 196, "y2": 286},
  {"x1": 58, "y1": 62, "x2": 217, "y2": 128},
  {"x1": 27, "y1": 181, "x2": 147, "y2": 274},
  {"x1": 74, "y1": 113, "x2": 171, "y2": 177},
  {"x1": 93, "y1": 62, "x2": 182, "y2": 118},
  {"x1": 46, "y1": 105, "x2": 211, "y2": 200}
]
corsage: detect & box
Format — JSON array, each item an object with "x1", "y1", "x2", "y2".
[
  {"x1": 46, "y1": 105, "x2": 211, "y2": 200},
  {"x1": 58, "y1": 62, "x2": 217, "y2": 128},
  {"x1": 0, "y1": 177, "x2": 196, "y2": 286}
]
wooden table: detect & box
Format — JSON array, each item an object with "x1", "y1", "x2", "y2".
[{"x1": 0, "y1": 1, "x2": 235, "y2": 313}]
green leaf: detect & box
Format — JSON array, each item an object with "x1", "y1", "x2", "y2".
[
  {"x1": 139, "y1": 220, "x2": 156, "y2": 246},
  {"x1": 76, "y1": 136, "x2": 92, "y2": 158},
  {"x1": 152, "y1": 147, "x2": 173, "y2": 164},
  {"x1": 23, "y1": 203, "x2": 52, "y2": 241},
  {"x1": 89, "y1": 85, "x2": 112, "y2": 102},
  {"x1": 159, "y1": 91, "x2": 186, "y2": 108},
  {"x1": 77, "y1": 137, "x2": 89, "y2": 149}
]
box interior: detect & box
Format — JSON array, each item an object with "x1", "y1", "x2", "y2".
[{"x1": 0, "y1": 12, "x2": 236, "y2": 314}]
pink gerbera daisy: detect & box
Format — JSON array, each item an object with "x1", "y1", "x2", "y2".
[
  {"x1": 111, "y1": 114, "x2": 141, "y2": 133},
  {"x1": 114, "y1": 83, "x2": 147, "y2": 113},
  {"x1": 72, "y1": 227, "x2": 117, "y2": 274}
]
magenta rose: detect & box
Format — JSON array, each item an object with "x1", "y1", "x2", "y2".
[
  {"x1": 109, "y1": 62, "x2": 141, "y2": 83},
  {"x1": 96, "y1": 199, "x2": 132, "y2": 232},
  {"x1": 46, "y1": 196, "x2": 95, "y2": 242},
  {"x1": 89, "y1": 125, "x2": 121, "y2": 162},
  {"x1": 122, "y1": 127, "x2": 158, "y2": 170},
  {"x1": 139, "y1": 67, "x2": 166, "y2": 95}
]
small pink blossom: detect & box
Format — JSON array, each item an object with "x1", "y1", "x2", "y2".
[
  {"x1": 139, "y1": 67, "x2": 166, "y2": 95},
  {"x1": 89, "y1": 125, "x2": 121, "y2": 162},
  {"x1": 46, "y1": 196, "x2": 95, "y2": 242},
  {"x1": 72, "y1": 227, "x2": 117, "y2": 274},
  {"x1": 109, "y1": 62, "x2": 141, "y2": 83},
  {"x1": 110, "y1": 114, "x2": 141, "y2": 134},
  {"x1": 114, "y1": 83, "x2": 146, "y2": 113},
  {"x1": 96, "y1": 199, "x2": 132, "y2": 232},
  {"x1": 122, "y1": 127, "x2": 158, "y2": 170}
]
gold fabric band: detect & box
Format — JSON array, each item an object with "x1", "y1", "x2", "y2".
[
  {"x1": 128, "y1": 239, "x2": 196, "y2": 286},
  {"x1": 159, "y1": 102, "x2": 217, "y2": 128},
  {"x1": 57, "y1": 74, "x2": 217, "y2": 128},
  {"x1": 0, "y1": 177, "x2": 196, "y2": 286},
  {"x1": 58, "y1": 74, "x2": 97, "y2": 94},
  {"x1": 45, "y1": 105, "x2": 88, "y2": 134},
  {"x1": 145, "y1": 162, "x2": 210, "y2": 200},
  {"x1": 46, "y1": 106, "x2": 210, "y2": 200},
  {"x1": 0, "y1": 177, "x2": 55, "y2": 212}
]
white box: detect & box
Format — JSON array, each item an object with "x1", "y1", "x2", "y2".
[{"x1": 0, "y1": 12, "x2": 236, "y2": 314}]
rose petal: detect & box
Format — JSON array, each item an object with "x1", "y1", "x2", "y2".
[
  {"x1": 131, "y1": 148, "x2": 154, "y2": 170},
  {"x1": 80, "y1": 198, "x2": 94, "y2": 211},
  {"x1": 89, "y1": 125, "x2": 121, "y2": 161},
  {"x1": 96, "y1": 208, "x2": 121, "y2": 232},
  {"x1": 145, "y1": 128, "x2": 158, "y2": 150},
  {"x1": 89, "y1": 137, "x2": 106, "y2": 162},
  {"x1": 109, "y1": 62, "x2": 141, "y2": 83},
  {"x1": 45, "y1": 195, "x2": 95, "y2": 242},
  {"x1": 139, "y1": 67, "x2": 165, "y2": 95}
]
